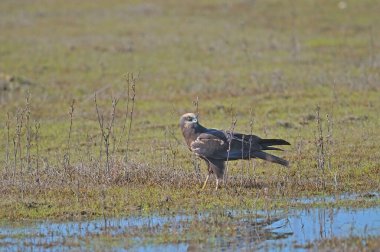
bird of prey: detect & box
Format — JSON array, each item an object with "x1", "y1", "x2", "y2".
[{"x1": 179, "y1": 113, "x2": 290, "y2": 190}]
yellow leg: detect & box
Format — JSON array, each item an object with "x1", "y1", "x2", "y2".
[
  {"x1": 215, "y1": 177, "x2": 224, "y2": 191},
  {"x1": 201, "y1": 174, "x2": 210, "y2": 190},
  {"x1": 215, "y1": 178, "x2": 220, "y2": 191}
]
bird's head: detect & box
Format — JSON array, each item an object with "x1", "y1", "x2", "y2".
[{"x1": 179, "y1": 113, "x2": 198, "y2": 129}]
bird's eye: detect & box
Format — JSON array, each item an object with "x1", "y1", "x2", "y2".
[{"x1": 187, "y1": 117, "x2": 192, "y2": 121}]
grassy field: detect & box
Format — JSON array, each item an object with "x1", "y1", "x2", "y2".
[{"x1": 0, "y1": 0, "x2": 379, "y2": 222}]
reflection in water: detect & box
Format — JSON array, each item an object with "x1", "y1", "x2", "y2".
[
  {"x1": 0, "y1": 206, "x2": 379, "y2": 251},
  {"x1": 261, "y1": 207, "x2": 380, "y2": 251}
]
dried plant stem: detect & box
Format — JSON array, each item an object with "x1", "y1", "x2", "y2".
[
  {"x1": 120, "y1": 73, "x2": 137, "y2": 174},
  {"x1": 95, "y1": 94, "x2": 119, "y2": 176},
  {"x1": 34, "y1": 120, "x2": 41, "y2": 179},
  {"x1": 108, "y1": 98, "x2": 118, "y2": 172},
  {"x1": 240, "y1": 134, "x2": 245, "y2": 186},
  {"x1": 192, "y1": 97, "x2": 201, "y2": 180},
  {"x1": 5, "y1": 112, "x2": 10, "y2": 175},
  {"x1": 224, "y1": 116, "x2": 237, "y2": 186},
  {"x1": 95, "y1": 94, "x2": 104, "y2": 168},
  {"x1": 12, "y1": 137, "x2": 17, "y2": 183},
  {"x1": 25, "y1": 92, "x2": 31, "y2": 172},
  {"x1": 248, "y1": 110, "x2": 255, "y2": 177},
  {"x1": 316, "y1": 106, "x2": 324, "y2": 172},
  {"x1": 124, "y1": 78, "x2": 136, "y2": 165},
  {"x1": 326, "y1": 114, "x2": 333, "y2": 171},
  {"x1": 116, "y1": 74, "x2": 131, "y2": 151},
  {"x1": 66, "y1": 99, "x2": 75, "y2": 167},
  {"x1": 315, "y1": 106, "x2": 326, "y2": 189},
  {"x1": 15, "y1": 109, "x2": 25, "y2": 200}
]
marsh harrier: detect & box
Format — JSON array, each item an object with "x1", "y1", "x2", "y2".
[{"x1": 180, "y1": 113, "x2": 290, "y2": 190}]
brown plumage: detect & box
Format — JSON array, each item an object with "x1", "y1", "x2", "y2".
[{"x1": 179, "y1": 113, "x2": 290, "y2": 190}]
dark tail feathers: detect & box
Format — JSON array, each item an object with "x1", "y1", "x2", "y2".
[
  {"x1": 254, "y1": 138, "x2": 290, "y2": 166},
  {"x1": 259, "y1": 138, "x2": 290, "y2": 147},
  {"x1": 252, "y1": 151, "x2": 289, "y2": 167}
]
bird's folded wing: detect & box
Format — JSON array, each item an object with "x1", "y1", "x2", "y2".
[
  {"x1": 190, "y1": 131, "x2": 228, "y2": 159},
  {"x1": 227, "y1": 131, "x2": 260, "y2": 143},
  {"x1": 190, "y1": 130, "x2": 262, "y2": 160}
]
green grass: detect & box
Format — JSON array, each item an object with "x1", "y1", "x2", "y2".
[{"x1": 0, "y1": 0, "x2": 379, "y2": 220}]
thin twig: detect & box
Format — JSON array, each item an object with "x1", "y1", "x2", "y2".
[
  {"x1": 116, "y1": 73, "x2": 132, "y2": 151},
  {"x1": 25, "y1": 92, "x2": 31, "y2": 172},
  {"x1": 248, "y1": 109, "x2": 255, "y2": 176},
  {"x1": 94, "y1": 93, "x2": 119, "y2": 176},
  {"x1": 224, "y1": 115, "x2": 237, "y2": 186},
  {"x1": 315, "y1": 106, "x2": 325, "y2": 189},
  {"x1": 94, "y1": 94, "x2": 105, "y2": 175},
  {"x1": 66, "y1": 99, "x2": 75, "y2": 166},
  {"x1": 123, "y1": 73, "x2": 137, "y2": 167},
  {"x1": 5, "y1": 112, "x2": 10, "y2": 175},
  {"x1": 34, "y1": 120, "x2": 41, "y2": 180}
]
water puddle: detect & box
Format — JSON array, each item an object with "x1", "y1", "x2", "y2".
[
  {"x1": 291, "y1": 192, "x2": 379, "y2": 205},
  {"x1": 262, "y1": 207, "x2": 380, "y2": 251},
  {"x1": 1, "y1": 198, "x2": 379, "y2": 251}
]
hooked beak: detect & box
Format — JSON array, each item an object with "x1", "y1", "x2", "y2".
[{"x1": 192, "y1": 117, "x2": 198, "y2": 123}]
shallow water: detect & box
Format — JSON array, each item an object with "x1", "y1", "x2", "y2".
[
  {"x1": 291, "y1": 192, "x2": 379, "y2": 205},
  {"x1": 1, "y1": 203, "x2": 379, "y2": 251},
  {"x1": 261, "y1": 207, "x2": 380, "y2": 251}
]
